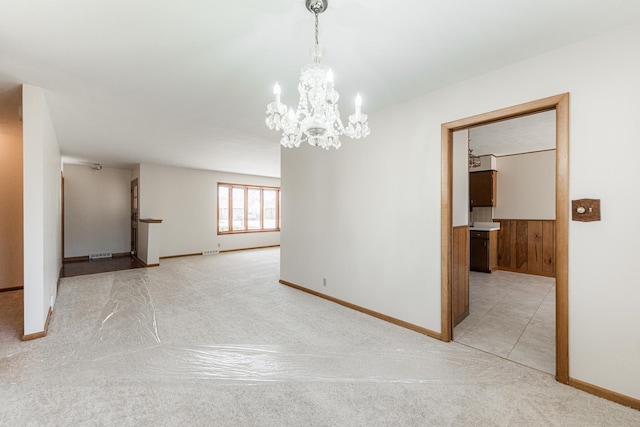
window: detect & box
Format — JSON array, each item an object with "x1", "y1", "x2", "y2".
[{"x1": 218, "y1": 183, "x2": 280, "y2": 234}]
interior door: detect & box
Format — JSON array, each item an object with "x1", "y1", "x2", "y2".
[{"x1": 131, "y1": 178, "x2": 138, "y2": 255}]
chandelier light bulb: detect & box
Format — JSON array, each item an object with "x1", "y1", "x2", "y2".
[
  {"x1": 326, "y1": 69, "x2": 334, "y2": 83},
  {"x1": 265, "y1": 0, "x2": 370, "y2": 149},
  {"x1": 273, "y1": 82, "x2": 281, "y2": 104}
]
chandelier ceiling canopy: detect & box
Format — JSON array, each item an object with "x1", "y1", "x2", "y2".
[{"x1": 265, "y1": 0, "x2": 370, "y2": 150}]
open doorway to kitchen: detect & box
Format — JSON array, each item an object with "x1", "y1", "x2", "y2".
[
  {"x1": 440, "y1": 94, "x2": 569, "y2": 384},
  {"x1": 454, "y1": 111, "x2": 557, "y2": 375}
]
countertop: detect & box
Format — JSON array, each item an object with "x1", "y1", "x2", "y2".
[{"x1": 470, "y1": 222, "x2": 501, "y2": 231}]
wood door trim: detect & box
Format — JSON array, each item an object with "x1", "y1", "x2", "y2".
[
  {"x1": 61, "y1": 171, "x2": 65, "y2": 261},
  {"x1": 440, "y1": 93, "x2": 569, "y2": 384},
  {"x1": 131, "y1": 178, "x2": 139, "y2": 256}
]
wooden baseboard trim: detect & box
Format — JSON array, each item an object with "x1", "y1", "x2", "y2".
[
  {"x1": 221, "y1": 244, "x2": 280, "y2": 253},
  {"x1": 131, "y1": 256, "x2": 159, "y2": 268},
  {"x1": 160, "y1": 253, "x2": 201, "y2": 260},
  {"x1": 64, "y1": 255, "x2": 90, "y2": 263},
  {"x1": 279, "y1": 279, "x2": 441, "y2": 340},
  {"x1": 569, "y1": 378, "x2": 640, "y2": 410},
  {"x1": 22, "y1": 307, "x2": 52, "y2": 341},
  {"x1": 112, "y1": 252, "x2": 131, "y2": 258},
  {"x1": 159, "y1": 246, "x2": 280, "y2": 260},
  {"x1": 453, "y1": 309, "x2": 469, "y2": 327},
  {"x1": 0, "y1": 286, "x2": 24, "y2": 293},
  {"x1": 493, "y1": 266, "x2": 555, "y2": 278}
]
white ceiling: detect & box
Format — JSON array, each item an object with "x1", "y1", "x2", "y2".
[
  {"x1": 1, "y1": 1, "x2": 639, "y2": 177},
  {"x1": 469, "y1": 110, "x2": 556, "y2": 157}
]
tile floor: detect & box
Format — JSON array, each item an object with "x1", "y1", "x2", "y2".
[{"x1": 454, "y1": 270, "x2": 556, "y2": 375}]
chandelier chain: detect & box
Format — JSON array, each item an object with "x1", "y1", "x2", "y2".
[{"x1": 314, "y1": 12, "x2": 320, "y2": 57}]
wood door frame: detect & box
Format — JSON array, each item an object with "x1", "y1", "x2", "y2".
[
  {"x1": 131, "y1": 178, "x2": 139, "y2": 256},
  {"x1": 61, "y1": 171, "x2": 65, "y2": 261},
  {"x1": 440, "y1": 93, "x2": 569, "y2": 384}
]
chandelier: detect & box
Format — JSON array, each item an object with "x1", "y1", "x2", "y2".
[
  {"x1": 469, "y1": 149, "x2": 481, "y2": 168},
  {"x1": 265, "y1": 0, "x2": 370, "y2": 149}
]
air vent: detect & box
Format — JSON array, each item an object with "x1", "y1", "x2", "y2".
[{"x1": 89, "y1": 252, "x2": 112, "y2": 260}]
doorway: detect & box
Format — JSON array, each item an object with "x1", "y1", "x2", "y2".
[
  {"x1": 440, "y1": 94, "x2": 569, "y2": 384},
  {"x1": 131, "y1": 178, "x2": 139, "y2": 256}
]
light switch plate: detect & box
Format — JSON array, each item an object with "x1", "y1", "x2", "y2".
[{"x1": 572, "y1": 199, "x2": 601, "y2": 222}]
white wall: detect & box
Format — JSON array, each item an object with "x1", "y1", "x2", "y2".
[
  {"x1": 493, "y1": 150, "x2": 556, "y2": 220},
  {"x1": 139, "y1": 162, "x2": 280, "y2": 257},
  {"x1": 0, "y1": 122, "x2": 23, "y2": 290},
  {"x1": 63, "y1": 164, "x2": 131, "y2": 258},
  {"x1": 22, "y1": 84, "x2": 62, "y2": 335},
  {"x1": 281, "y1": 24, "x2": 640, "y2": 399},
  {"x1": 453, "y1": 130, "x2": 469, "y2": 227}
]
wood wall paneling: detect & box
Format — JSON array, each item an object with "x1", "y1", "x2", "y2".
[
  {"x1": 489, "y1": 230, "x2": 498, "y2": 272},
  {"x1": 452, "y1": 226, "x2": 469, "y2": 326},
  {"x1": 516, "y1": 221, "x2": 529, "y2": 271},
  {"x1": 528, "y1": 221, "x2": 543, "y2": 275},
  {"x1": 495, "y1": 219, "x2": 555, "y2": 277},
  {"x1": 542, "y1": 221, "x2": 555, "y2": 276},
  {"x1": 497, "y1": 220, "x2": 512, "y2": 269}
]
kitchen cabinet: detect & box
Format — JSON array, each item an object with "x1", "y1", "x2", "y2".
[
  {"x1": 470, "y1": 230, "x2": 498, "y2": 273},
  {"x1": 469, "y1": 170, "x2": 497, "y2": 207}
]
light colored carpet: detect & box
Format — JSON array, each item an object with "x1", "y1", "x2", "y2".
[{"x1": 1, "y1": 248, "x2": 638, "y2": 426}]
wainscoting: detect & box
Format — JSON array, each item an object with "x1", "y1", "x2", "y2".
[
  {"x1": 494, "y1": 219, "x2": 555, "y2": 277},
  {"x1": 452, "y1": 226, "x2": 470, "y2": 326}
]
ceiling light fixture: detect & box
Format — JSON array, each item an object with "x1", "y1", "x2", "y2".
[
  {"x1": 468, "y1": 149, "x2": 481, "y2": 168},
  {"x1": 265, "y1": 0, "x2": 370, "y2": 149},
  {"x1": 468, "y1": 132, "x2": 481, "y2": 168}
]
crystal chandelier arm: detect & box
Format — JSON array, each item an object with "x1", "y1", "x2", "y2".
[{"x1": 266, "y1": 0, "x2": 369, "y2": 149}]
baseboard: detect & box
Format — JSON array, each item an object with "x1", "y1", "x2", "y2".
[
  {"x1": 160, "y1": 253, "x2": 202, "y2": 260},
  {"x1": 22, "y1": 306, "x2": 52, "y2": 341},
  {"x1": 453, "y1": 309, "x2": 470, "y2": 327},
  {"x1": 493, "y1": 266, "x2": 555, "y2": 278},
  {"x1": 64, "y1": 252, "x2": 131, "y2": 263},
  {"x1": 131, "y1": 255, "x2": 159, "y2": 268},
  {"x1": 279, "y1": 279, "x2": 441, "y2": 340},
  {"x1": 221, "y1": 245, "x2": 280, "y2": 253},
  {"x1": 569, "y1": 378, "x2": 640, "y2": 410},
  {"x1": 0, "y1": 286, "x2": 24, "y2": 293},
  {"x1": 159, "y1": 246, "x2": 281, "y2": 259}
]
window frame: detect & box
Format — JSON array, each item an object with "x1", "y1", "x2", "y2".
[{"x1": 217, "y1": 182, "x2": 281, "y2": 234}]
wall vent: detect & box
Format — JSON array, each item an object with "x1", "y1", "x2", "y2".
[
  {"x1": 202, "y1": 250, "x2": 219, "y2": 255},
  {"x1": 89, "y1": 252, "x2": 112, "y2": 260}
]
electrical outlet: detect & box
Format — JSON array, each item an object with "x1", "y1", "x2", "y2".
[
  {"x1": 202, "y1": 249, "x2": 219, "y2": 255},
  {"x1": 322, "y1": 278, "x2": 327, "y2": 287}
]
